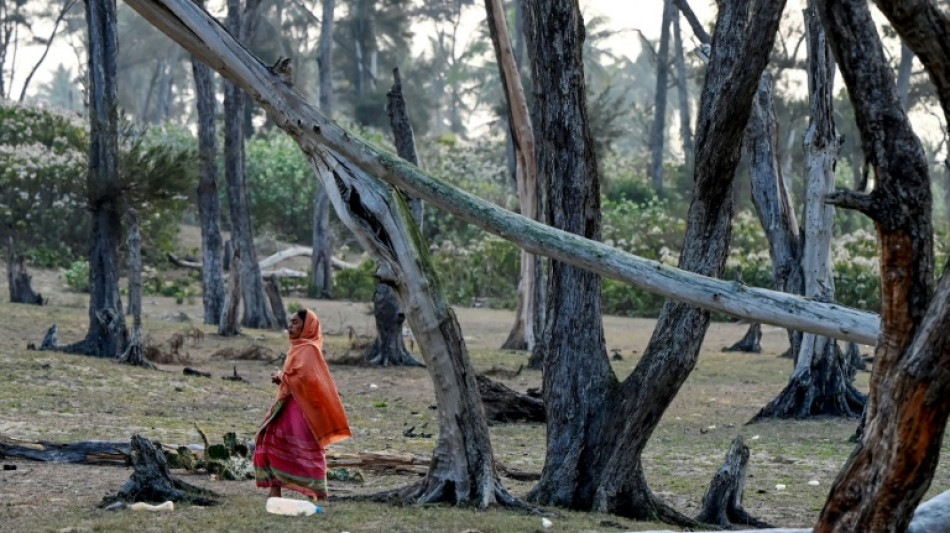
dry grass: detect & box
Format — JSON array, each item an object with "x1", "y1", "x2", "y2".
[{"x1": 0, "y1": 266, "x2": 948, "y2": 532}]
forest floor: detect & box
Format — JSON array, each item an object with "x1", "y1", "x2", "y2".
[{"x1": 1, "y1": 231, "x2": 948, "y2": 532}]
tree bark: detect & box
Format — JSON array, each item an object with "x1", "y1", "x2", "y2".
[
  {"x1": 743, "y1": 73, "x2": 804, "y2": 360},
  {"x1": 7, "y1": 237, "x2": 43, "y2": 305},
  {"x1": 223, "y1": 0, "x2": 276, "y2": 330},
  {"x1": 521, "y1": 0, "x2": 615, "y2": 513},
  {"x1": 218, "y1": 245, "x2": 241, "y2": 337},
  {"x1": 310, "y1": 0, "x2": 335, "y2": 298},
  {"x1": 360, "y1": 67, "x2": 424, "y2": 368},
  {"x1": 486, "y1": 0, "x2": 539, "y2": 352},
  {"x1": 124, "y1": 0, "x2": 882, "y2": 346},
  {"x1": 263, "y1": 274, "x2": 287, "y2": 329},
  {"x1": 753, "y1": 4, "x2": 865, "y2": 421},
  {"x1": 191, "y1": 2, "x2": 226, "y2": 326},
  {"x1": 696, "y1": 435, "x2": 772, "y2": 528},
  {"x1": 65, "y1": 0, "x2": 128, "y2": 358},
  {"x1": 815, "y1": 0, "x2": 945, "y2": 530},
  {"x1": 118, "y1": 209, "x2": 154, "y2": 368},
  {"x1": 647, "y1": 0, "x2": 674, "y2": 197}
]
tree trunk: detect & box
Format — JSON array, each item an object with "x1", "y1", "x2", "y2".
[
  {"x1": 218, "y1": 245, "x2": 241, "y2": 337},
  {"x1": 672, "y1": 12, "x2": 693, "y2": 170},
  {"x1": 696, "y1": 435, "x2": 772, "y2": 528},
  {"x1": 744, "y1": 74, "x2": 804, "y2": 360},
  {"x1": 191, "y1": 3, "x2": 226, "y2": 326},
  {"x1": 813, "y1": 0, "x2": 948, "y2": 529},
  {"x1": 224, "y1": 0, "x2": 276, "y2": 330},
  {"x1": 7, "y1": 237, "x2": 43, "y2": 305},
  {"x1": 309, "y1": 0, "x2": 334, "y2": 298},
  {"x1": 65, "y1": 0, "x2": 127, "y2": 358},
  {"x1": 647, "y1": 0, "x2": 674, "y2": 197},
  {"x1": 359, "y1": 67, "x2": 424, "y2": 368},
  {"x1": 486, "y1": 0, "x2": 538, "y2": 352},
  {"x1": 528, "y1": 0, "x2": 785, "y2": 521},
  {"x1": 723, "y1": 323, "x2": 761, "y2": 353},
  {"x1": 264, "y1": 274, "x2": 287, "y2": 329},
  {"x1": 521, "y1": 0, "x2": 615, "y2": 513},
  {"x1": 476, "y1": 374, "x2": 544, "y2": 423},
  {"x1": 754, "y1": 6, "x2": 865, "y2": 421},
  {"x1": 118, "y1": 209, "x2": 154, "y2": 368},
  {"x1": 125, "y1": 0, "x2": 882, "y2": 347},
  {"x1": 308, "y1": 150, "x2": 514, "y2": 507},
  {"x1": 896, "y1": 41, "x2": 913, "y2": 110},
  {"x1": 362, "y1": 283, "x2": 423, "y2": 367}
]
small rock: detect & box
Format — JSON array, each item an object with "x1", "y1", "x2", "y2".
[
  {"x1": 541, "y1": 517, "x2": 553, "y2": 528},
  {"x1": 808, "y1": 480, "x2": 820, "y2": 486}
]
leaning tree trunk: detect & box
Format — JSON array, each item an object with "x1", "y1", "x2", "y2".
[
  {"x1": 754, "y1": 5, "x2": 864, "y2": 421},
  {"x1": 359, "y1": 68, "x2": 424, "y2": 368},
  {"x1": 191, "y1": 2, "x2": 226, "y2": 326},
  {"x1": 565, "y1": 0, "x2": 785, "y2": 522},
  {"x1": 64, "y1": 0, "x2": 127, "y2": 357},
  {"x1": 647, "y1": 0, "x2": 674, "y2": 197},
  {"x1": 218, "y1": 246, "x2": 241, "y2": 337},
  {"x1": 309, "y1": 0, "x2": 334, "y2": 298},
  {"x1": 224, "y1": 0, "x2": 276, "y2": 330},
  {"x1": 486, "y1": 0, "x2": 539, "y2": 352},
  {"x1": 814, "y1": 0, "x2": 949, "y2": 530}
]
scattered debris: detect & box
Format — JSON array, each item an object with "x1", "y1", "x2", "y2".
[
  {"x1": 183, "y1": 367, "x2": 211, "y2": 378},
  {"x1": 221, "y1": 365, "x2": 248, "y2": 383},
  {"x1": 402, "y1": 423, "x2": 433, "y2": 439}
]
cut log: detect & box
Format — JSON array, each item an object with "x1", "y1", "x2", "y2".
[
  {"x1": 7, "y1": 237, "x2": 44, "y2": 305},
  {"x1": 102, "y1": 434, "x2": 217, "y2": 506},
  {"x1": 476, "y1": 375, "x2": 545, "y2": 423},
  {"x1": 696, "y1": 435, "x2": 772, "y2": 529}
]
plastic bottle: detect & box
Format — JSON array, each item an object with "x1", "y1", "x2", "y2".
[
  {"x1": 265, "y1": 496, "x2": 324, "y2": 516},
  {"x1": 128, "y1": 501, "x2": 175, "y2": 512}
]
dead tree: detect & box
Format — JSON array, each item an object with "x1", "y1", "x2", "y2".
[
  {"x1": 485, "y1": 0, "x2": 539, "y2": 352},
  {"x1": 476, "y1": 375, "x2": 545, "y2": 423},
  {"x1": 117, "y1": 209, "x2": 154, "y2": 368},
  {"x1": 218, "y1": 246, "x2": 241, "y2": 337},
  {"x1": 359, "y1": 68, "x2": 423, "y2": 368},
  {"x1": 102, "y1": 434, "x2": 217, "y2": 506},
  {"x1": 696, "y1": 435, "x2": 772, "y2": 529},
  {"x1": 7, "y1": 237, "x2": 43, "y2": 305}
]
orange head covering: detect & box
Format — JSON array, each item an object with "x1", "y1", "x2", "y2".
[{"x1": 276, "y1": 309, "x2": 351, "y2": 448}]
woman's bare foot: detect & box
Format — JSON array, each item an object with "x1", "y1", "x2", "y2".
[{"x1": 268, "y1": 486, "x2": 281, "y2": 498}]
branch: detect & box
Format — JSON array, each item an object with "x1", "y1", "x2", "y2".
[{"x1": 825, "y1": 188, "x2": 876, "y2": 215}]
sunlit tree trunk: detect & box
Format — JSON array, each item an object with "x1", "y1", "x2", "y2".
[
  {"x1": 647, "y1": 0, "x2": 674, "y2": 197},
  {"x1": 672, "y1": 12, "x2": 693, "y2": 170},
  {"x1": 310, "y1": 0, "x2": 334, "y2": 298}
]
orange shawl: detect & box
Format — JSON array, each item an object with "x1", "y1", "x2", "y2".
[{"x1": 275, "y1": 309, "x2": 351, "y2": 448}]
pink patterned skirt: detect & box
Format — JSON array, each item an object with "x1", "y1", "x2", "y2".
[{"x1": 253, "y1": 396, "x2": 328, "y2": 499}]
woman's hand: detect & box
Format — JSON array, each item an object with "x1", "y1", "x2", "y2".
[{"x1": 270, "y1": 370, "x2": 282, "y2": 384}]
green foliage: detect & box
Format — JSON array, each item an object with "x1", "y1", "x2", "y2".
[
  {"x1": 243, "y1": 131, "x2": 316, "y2": 243},
  {"x1": 0, "y1": 102, "x2": 196, "y2": 267},
  {"x1": 429, "y1": 235, "x2": 520, "y2": 308},
  {"x1": 63, "y1": 260, "x2": 90, "y2": 293},
  {"x1": 334, "y1": 259, "x2": 377, "y2": 302}
]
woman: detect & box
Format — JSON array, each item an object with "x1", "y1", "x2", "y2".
[{"x1": 253, "y1": 308, "x2": 351, "y2": 501}]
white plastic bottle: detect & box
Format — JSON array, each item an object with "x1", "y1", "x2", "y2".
[{"x1": 265, "y1": 496, "x2": 324, "y2": 516}]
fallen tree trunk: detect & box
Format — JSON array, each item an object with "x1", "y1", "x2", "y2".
[
  {"x1": 124, "y1": 0, "x2": 878, "y2": 346},
  {"x1": 476, "y1": 375, "x2": 545, "y2": 423},
  {"x1": 168, "y1": 249, "x2": 356, "y2": 272}
]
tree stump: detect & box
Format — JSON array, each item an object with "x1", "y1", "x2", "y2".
[
  {"x1": 724, "y1": 323, "x2": 762, "y2": 353},
  {"x1": 7, "y1": 237, "x2": 43, "y2": 305},
  {"x1": 39, "y1": 325, "x2": 58, "y2": 350},
  {"x1": 102, "y1": 434, "x2": 217, "y2": 507},
  {"x1": 117, "y1": 210, "x2": 155, "y2": 368},
  {"x1": 696, "y1": 435, "x2": 772, "y2": 528}
]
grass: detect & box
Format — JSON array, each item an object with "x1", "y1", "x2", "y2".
[{"x1": 1, "y1": 280, "x2": 948, "y2": 532}]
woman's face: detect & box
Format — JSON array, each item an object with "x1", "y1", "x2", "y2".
[{"x1": 288, "y1": 314, "x2": 305, "y2": 340}]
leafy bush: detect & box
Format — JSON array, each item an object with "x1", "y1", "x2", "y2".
[
  {"x1": 243, "y1": 131, "x2": 316, "y2": 243},
  {"x1": 429, "y1": 235, "x2": 520, "y2": 308},
  {"x1": 333, "y1": 259, "x2": 377, "y2": 302},
  {"x1": 63, "y1": 260, "x2": 90, "y2": 293},
  {"x1": 0, "y1": 102, "x2": 196, "y2": 267}
]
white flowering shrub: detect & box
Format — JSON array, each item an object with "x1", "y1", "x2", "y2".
[{"x1": 0, "y1": 101, "x2": 196, "y2": 267}]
